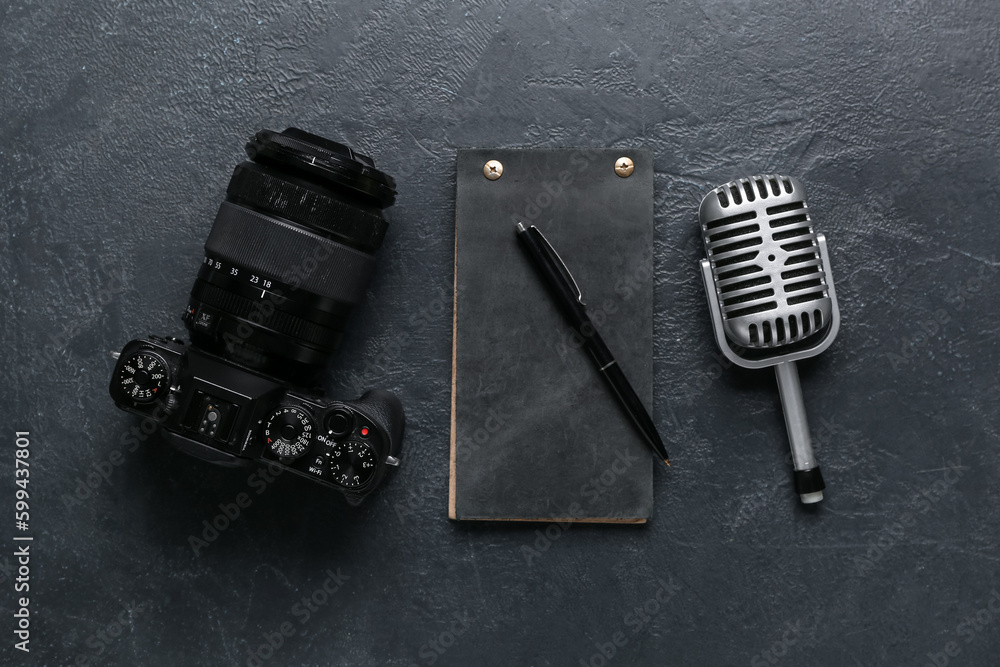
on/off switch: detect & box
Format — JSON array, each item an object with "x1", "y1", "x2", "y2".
[{"x1": 325, "y1": 408, "x2": 354, "y2": 438}]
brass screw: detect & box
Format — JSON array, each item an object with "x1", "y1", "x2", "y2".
[
  {"x1": 615, "y1": 156, "x2": 634, "y2": 178},
  {"x1": 483, "y1": 159, "x2": 503, "y2": 180}
]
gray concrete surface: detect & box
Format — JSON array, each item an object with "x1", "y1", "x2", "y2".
[{"x1": 2, "y1": 1, "x2": 998, "y2": 665}]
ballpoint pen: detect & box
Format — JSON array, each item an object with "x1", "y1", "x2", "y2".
[{"x1": 515, "y1": 222, "x2": 670, "y2": 465}]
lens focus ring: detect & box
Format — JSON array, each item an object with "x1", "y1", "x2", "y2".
[
  {"x1": 226, "y1": 163, "x2": 388, "y2": 253},
  {"x1": 205, "y1": 201, "x2": 376, "y2": 305}
]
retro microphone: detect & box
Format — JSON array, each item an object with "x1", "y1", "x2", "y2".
[{"x1": 698, "y1": 175, "x2": 840, "y2": 504}]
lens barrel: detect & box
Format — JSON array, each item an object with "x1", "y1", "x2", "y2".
[{"x1": 183, "y1": 128, "x2": 396, "y2": 384}]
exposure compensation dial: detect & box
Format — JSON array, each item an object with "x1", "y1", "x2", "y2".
[{"x1": 316, "y1": 436, "x2": 377, "y2": 490}]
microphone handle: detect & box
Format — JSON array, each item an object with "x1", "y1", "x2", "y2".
[{"x1": 774, "y1": 361, "x2": 826, "y2": 504}]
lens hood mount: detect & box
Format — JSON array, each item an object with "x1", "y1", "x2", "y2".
[{"x1": 246, "y1": 128, "x2": 396, "y2": 209}]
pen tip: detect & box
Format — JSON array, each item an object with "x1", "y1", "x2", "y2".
[
  {"x1": 515, "y1": 221, "x2": 526, "y2": 233},
  {"x1": 664, "y1": 458, "x2": 671, "y2": 466}
]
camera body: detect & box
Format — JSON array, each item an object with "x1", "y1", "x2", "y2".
[
  {"x1": 108, "y1": 128, "x2": 404, "y2": 503},
  {"x1": 110, "y1": 336, "x2": 403, "y2": 503}
]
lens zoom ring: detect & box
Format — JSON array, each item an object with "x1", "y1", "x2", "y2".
[
  {"x1": 205, "y1": 201, "x2": 376, "y2": 305},
  {"x1": 227, "y1": 163, "x2": 388, "y2": 252},
  {"x1": 191, "y1": 281, "x2": 339, "y2": 347}
]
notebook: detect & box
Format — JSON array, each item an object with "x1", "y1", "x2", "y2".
[{"x1": 450, "y1": 148, "x2": 656, "y2": 522}]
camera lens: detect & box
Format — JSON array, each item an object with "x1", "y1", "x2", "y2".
[{"x1": 182, "y1": 128, "x2": 396, "y2": 384}]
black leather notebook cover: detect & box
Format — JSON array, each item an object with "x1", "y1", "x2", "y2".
[{"x1": 450, "y1": 148, "x2": 655, "y2": 522}]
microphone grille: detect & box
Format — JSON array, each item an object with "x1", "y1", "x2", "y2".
[{"x1": 699, "y1": 175, "x2": 834, "y2": 349}]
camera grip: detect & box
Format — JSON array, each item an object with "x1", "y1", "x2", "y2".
[{"x1": 350, "y1": 389, "x2": 405, "y2": 460}]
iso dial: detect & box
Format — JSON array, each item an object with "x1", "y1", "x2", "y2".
[{"x1": 118, "y1": 351, "x2": 170, "y2": 403}]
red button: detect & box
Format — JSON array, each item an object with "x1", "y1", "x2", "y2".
[{"x1": 360, "y1": 427, "x2": 369, "y2": 437}]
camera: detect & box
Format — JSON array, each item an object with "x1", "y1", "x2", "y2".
[{"x1": 109, "y1": 128, "x2": 404, "y2": 504}]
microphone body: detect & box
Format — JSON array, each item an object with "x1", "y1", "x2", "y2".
[{"x1": 698, "y1": 175, "x2": 840, "y2": 504}]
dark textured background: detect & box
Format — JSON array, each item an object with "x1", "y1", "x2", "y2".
[{"x1": 2, "y1": 1, "x2": 999, "y2": 665}]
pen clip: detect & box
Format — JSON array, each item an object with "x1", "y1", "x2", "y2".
[{"x1": 531, "y1": 226, "x2": 584, "y2": 305}]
